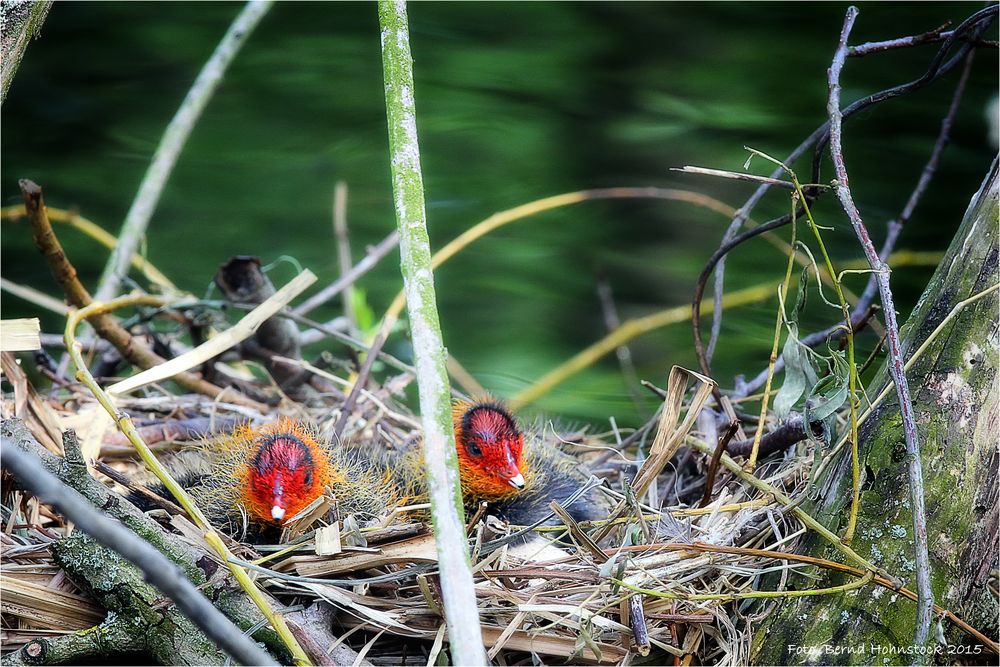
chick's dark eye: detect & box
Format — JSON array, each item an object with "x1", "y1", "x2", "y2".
[{"x1": 466, "y1": 440, "x2": 482, "y2": 457}]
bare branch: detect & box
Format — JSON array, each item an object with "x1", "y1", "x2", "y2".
[
  {"x1": 826, "y1": 6, "x2": 933, "y2": 657},
  {"x1": 699, "y1": 4, "x2": 996, "y2": 379},
  {"x1": 95, "y1": 1, "x2": 273, "y2": 302},
  {"x1": 293, "y1": 230, "x2": 400, "y2": 317}
]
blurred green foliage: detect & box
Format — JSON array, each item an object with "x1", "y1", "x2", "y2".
[{"x1": 2, "y1": 2, "x2": 996, "y2": 427}]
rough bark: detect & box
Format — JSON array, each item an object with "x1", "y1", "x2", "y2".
[
  {"x1": 751, "y1": 160, "x2": 999, "y2": 665},
  {"x1": 0, "y1": 1, "x2": 51, "y2": 105},
  {"x1": 59, "y1": 533, "x2": 225, "y2": 665}
]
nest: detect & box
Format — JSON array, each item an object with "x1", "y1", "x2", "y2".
[
  {"x1": 0, "y1": 187, "x2": 833, "y2": 666},
  {"x1": 1, "y1": 325, "x2": 819, "y2": 665}
]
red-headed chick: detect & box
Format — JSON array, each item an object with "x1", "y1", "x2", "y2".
[
  {"x1": 234, "y1": 418, "x2": 338, "y2": 524},
  {"x1": 127, "y1": 417, "x2": 398, "y2": 542},
  {"x1": 396, "y1": 400, "x2": 611, "y2": 528},
  {"x1": 454, "y1": 401, "x2": 526, "y2": 497}
]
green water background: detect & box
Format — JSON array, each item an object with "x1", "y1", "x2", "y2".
[{"x1": 2, "y1": 2, "x2": 997, "y2": 427}]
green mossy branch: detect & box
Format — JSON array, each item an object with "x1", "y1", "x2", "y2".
[
  {"x1": 51, "y1": 533, "x2": 228, "y2": 666},
  {"x1": 0, "y1": 1, "x2": 52, "y2": 105},
  {"x1": 377, "y1": 1, "x2": 486, "y2": 664}
]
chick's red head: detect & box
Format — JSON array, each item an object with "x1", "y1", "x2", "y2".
[
  {"x1": 454, "y1": 402, "x2": 525, "y2": 499},
  {"x1": 239, "y1": 419, "x2": 335, "y2": 525}
]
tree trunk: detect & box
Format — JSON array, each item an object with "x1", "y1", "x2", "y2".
[{"x1": 751, "y1": 159, "x2": 999, "y2": 665}]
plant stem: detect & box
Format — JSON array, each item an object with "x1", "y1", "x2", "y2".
[
  {"x1": 377, "y1": 2, "x2": 486, "y2": 664},
  {"x1": 64, "y1": 295, "x2": 312, "y2": 666},
  {"x1": 827, "y1": 6, "x2": 933, "y2": 658},
  {"x1": 95, "y1": 1, "x2": 273, "y2": 302},
  {"x1": 746, "y1": 190, "x2": 799, "y2": 470}
]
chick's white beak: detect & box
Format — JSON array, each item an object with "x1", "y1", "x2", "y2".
[
  {"x1": 271, "y1": 505, "x2": 286, "y2": 521},
  {"x1": 507, "y1": 473, "x2": 525, "y2": 490}
]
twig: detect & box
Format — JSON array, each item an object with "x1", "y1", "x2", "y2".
[
  {"x1": 698, "y1": 420, "x2": 740, "y2": 508},
  {"x1": 91, "y1": 459, "x2": 185, "y2": 515},
  {"x1": 798, "y1": 45, "x2": 975, "y2": 373},
  {"x1": 810, "y1": 4, "x2": 995, "y2": 185},
  {"x1": 701, "y1": 4, "x2": 996, "y2": 372},
  {"x1": 95, "y1": 1, "x2": 273, "y2": 302},
  {"x1": 596, "y1": 274, "x2": 644, "y2": 412},
  {"x1": 855, "y1": 330, "x2": 889, "y2": 379},
  {"x1": 332, "y1": 181, "x2": 357, "y2": 331},
  {"x1": 0, "y1": 435, "x2": 278, "y2": 666},
  {"x1": 827, "y1": 6, "x2": 932, "y2": 656},
  {"x1": 692, "y1": 210, "x2": 801, "y2": 386},
  {"x1": 847, "y1": 24, "x2": 952, "y2": 57},
  {"x1": 445, "y1": 355, "x2": 486, "y2": 398},
  {"x1": 294, "y1": 231, "x2": 400, "y2": 317},
  {"x1": 899, "y1": 51, "x2": 975, "y2": 229},
  {"x1": 329, "y1": 329, "x2": 387, "y2": 440},
  {"x1": 0, "y1": 277, "x2": 71, "y2": 315},
  {"x1": 727, "y1": 415, "x2": 819, "y2": 459},
  {"x1": 627, "y1": 595, "x2": 651, "y2": 656},
  {"x1": 19, "y1": 180, "x2": 264, "y2": 410},
  {"x1": 378, "y1": 2, "x2": 486, "y2": 664},
  {"x1": 673, "y1": 165, "x2": 799, "y2": 190},
  {"x1": 746, "y1": 175, "x2": 803, "y2": 470}
]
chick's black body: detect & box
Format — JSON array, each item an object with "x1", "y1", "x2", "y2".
[{"x1": 489, "y1": 439, "x2": 612, "y2": 527}]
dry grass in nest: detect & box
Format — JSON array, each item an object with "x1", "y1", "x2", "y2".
[{"x1": 1, "y1": 351, "x2": 826, "y2": 666}]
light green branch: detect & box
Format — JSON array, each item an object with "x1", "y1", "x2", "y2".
[
  {"x1": 377, "y1": 1, "x2": 486, "y2": 664},
  {"x1": 95, "y1": 1, "x2": 273, "y2": 302}
]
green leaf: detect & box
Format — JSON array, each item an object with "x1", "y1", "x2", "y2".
[
  {"x1": 792, "y1": 267, "x2": 809, "y2": 317},
  {"x1": 774, "y1": 323, "x2": 812, "y2": 419},
  {"x1": 350, "y1": 286, "x2": 376, "y2": 335},
  {"x1": 805, "y1": 349, "x2": 851, "y2": 422}
]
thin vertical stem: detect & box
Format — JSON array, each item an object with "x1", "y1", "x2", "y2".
[
  {"x1": 95, "y1": 1, "x2": 273, "y2": 302},
  {"x1": 377, "y1": 2, "x2": 486, "y2": 664},
  {"x1": 747, "y1": 195, "x2": 798, "y2": 470},
  {"x1": 828, "y1": 6, "x2": 933, "y2": 659},
  {"x1": 332, "y1": 181, "x2": 358, "y2": 332}
]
